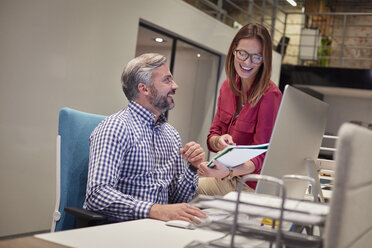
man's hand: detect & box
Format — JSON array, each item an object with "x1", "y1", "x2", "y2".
[
  {"x1": 180, "y1": 141, "x2": 205, "y2": 168},
  {"x1": 149, "y1": 203, "x2": 207, "y2": 222}
]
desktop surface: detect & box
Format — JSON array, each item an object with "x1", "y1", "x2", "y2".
[{"x1": 33, "y1": 219, "x2": 225, "y2": 248}]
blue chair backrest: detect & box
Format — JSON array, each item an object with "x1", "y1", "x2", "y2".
[{"x1": 54, "y1": 107, "x2": 106, "y2": 231}]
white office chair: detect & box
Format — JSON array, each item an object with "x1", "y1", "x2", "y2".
[{"x1": 324, "y1": 123, "x2": 372, "y2": 247}]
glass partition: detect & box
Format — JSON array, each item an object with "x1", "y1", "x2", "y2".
[{"x1": 135, "y1": 23, "x2": 221, "y2": 156}]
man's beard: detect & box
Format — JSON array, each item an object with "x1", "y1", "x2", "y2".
[{"x1": 149, "y1": 85, "x2": 175, "y2": 113}]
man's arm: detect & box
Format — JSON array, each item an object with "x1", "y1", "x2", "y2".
[
  {"x1": 84, "y1": 119, "x2": 153, "y2": 221},
  {"x1": 166, "y1": 141, "x2": 205, "y2": 204},
  {"x1": 151, "y1": 141, "x2": 207, "y2": 222}
]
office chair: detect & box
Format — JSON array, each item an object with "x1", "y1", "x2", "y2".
[
  {"x1": 51, "y1": 107, "x2": 108, "y2": 232},
  {"x1": 324, "y1": 123, "x2": 372, "y2": 247}
]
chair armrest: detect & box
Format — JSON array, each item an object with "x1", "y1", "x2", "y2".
[
  {"x1": 64, "y1": 207, "x2": 108, "y2": 228},
  {"x1": 64, "y1": 207, "x2": 107, "y2": 221}
]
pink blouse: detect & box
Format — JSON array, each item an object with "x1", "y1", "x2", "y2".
[{"x1": 207, "y1": 78, "x2": 282, "y2": 189}]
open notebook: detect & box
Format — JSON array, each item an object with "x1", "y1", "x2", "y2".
[{"x1": 207, "y1": 143, "x2": 269, "y2": 168}]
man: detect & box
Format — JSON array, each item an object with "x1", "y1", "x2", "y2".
[{"x1": 83, "y1": 53, "x2": 206, "y2": 223}]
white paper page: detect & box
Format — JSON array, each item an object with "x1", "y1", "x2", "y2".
[
  {"x1": 199, "y1": 199, "x2": 324, "y2": 225},
  {"x1": 224, "y1": 192, "x2": 329, "y2": 215},
  {"x1": 217, "y1": 148, "x2": 267, "y2": 167}
]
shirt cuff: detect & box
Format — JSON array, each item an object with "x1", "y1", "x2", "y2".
[
  {"x1": 187, "y1": 162, "x2": 198, "y2": 173},
  {"x1": 134, "y1": 200, "x2": 154, "y2": 219},
  {"x1": 185, "y1": 163, "x2": 199, "y2": 184}
]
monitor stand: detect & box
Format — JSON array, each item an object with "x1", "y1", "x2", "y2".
[{"x1": 305, "y1": 158, "x2": 325, "y2": 203}]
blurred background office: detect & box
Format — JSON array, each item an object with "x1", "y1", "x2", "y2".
[{"x1": 1, "y1": 0, "x2": 371, "y2": 239}]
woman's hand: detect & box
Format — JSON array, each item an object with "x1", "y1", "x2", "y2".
[
  {"x1": 197, "y1": 160, "x2": 230, "y2": 179},
  {"x1": 211, "y1": 134, "x2": 236, "y2": 152}
]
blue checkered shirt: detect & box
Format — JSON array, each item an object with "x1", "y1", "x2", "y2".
[{"x1": 83, "y1": 101, "x2": 198, "y2": 221}]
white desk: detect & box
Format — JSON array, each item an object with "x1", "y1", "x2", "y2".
[{"x1": 34, "y1": 219, "x2": 226, "y2": 248}]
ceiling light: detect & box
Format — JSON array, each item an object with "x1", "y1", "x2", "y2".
[
  {"x1": 286, "y1": 0, "x2": 297, "y2": 7},
  {"x1": 154, "y1": 37, "x2": 164, "y2": 43},
  {"x1": 197, "y1": 53, "x2": 201, "y2": 58}
]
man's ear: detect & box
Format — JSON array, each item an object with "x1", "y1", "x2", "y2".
[{"x1": 138, "y1": 82, "x2": 150, "y2": 96}]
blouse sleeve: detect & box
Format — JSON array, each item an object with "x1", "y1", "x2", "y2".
[{"x1": 251, "y1": 89, "x2": 282, "y2": 173}]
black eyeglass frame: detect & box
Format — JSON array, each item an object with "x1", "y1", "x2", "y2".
[{"x1": 234, "y1": 49, "x2": 263, "y2": 64}]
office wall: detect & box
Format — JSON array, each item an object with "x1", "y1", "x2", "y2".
[{"x1": 0, "y1": 0, "x2": 236, "y2": 237}]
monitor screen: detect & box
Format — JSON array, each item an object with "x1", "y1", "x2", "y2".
[{"x1": 255, "y1": 85, "x2": 329, "y2": 199}]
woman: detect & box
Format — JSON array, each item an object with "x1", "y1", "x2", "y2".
[{"x1": 197, "y1": 23, "x2": 282, "y2": 196}]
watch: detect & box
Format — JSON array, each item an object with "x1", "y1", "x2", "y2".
[
  {"x1": 221, "y1": 168, "x2": 234, "y2": 181},
  {"x1": 188, "y1": 162, "x2": 198, "y2": 173}
]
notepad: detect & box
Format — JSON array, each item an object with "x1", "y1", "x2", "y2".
[{"x1": 207, "y1": 143, "x2": 269, "y2": 168}]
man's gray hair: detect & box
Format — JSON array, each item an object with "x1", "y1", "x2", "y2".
[{"x1": 121, "y1": 53, "x2": 167, "y2": 101}]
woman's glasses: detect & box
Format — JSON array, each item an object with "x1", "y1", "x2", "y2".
[{"x1": 234, "y1": 49, "x2": 263, "y2": 64}]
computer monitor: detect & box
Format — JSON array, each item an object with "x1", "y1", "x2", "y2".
[{"x1": 255, "y1": 85, "x2": 329, "y2": 199}]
